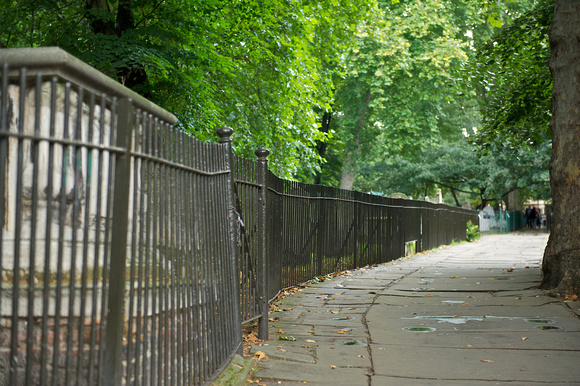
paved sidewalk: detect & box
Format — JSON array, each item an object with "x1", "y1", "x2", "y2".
[{"x1": 251, "y1": 233, "x2": 580, "y2": 385}]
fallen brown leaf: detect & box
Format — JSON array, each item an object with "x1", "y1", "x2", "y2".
[
  {"x1": 480, "y1": 359, "x2": 494, "y2": 363},
  {"x1": 246, "y1": 332, "x2": 259, "y2": 343}
]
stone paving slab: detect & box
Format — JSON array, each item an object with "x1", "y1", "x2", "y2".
[
  {"x1": 268, "y1": 321, "x2": 316, "y2": 337},
  {"x1": 370, "y1": 330, "x2": 580, "y2": 350},
  {"x1": 251, "y1": 343, "x2": 314, "y2": 363},
  {"x1": 314, "y1": 344, "x2": 370, "y2": 368},
  {"x1": 255, "y1": 360, "x2": 371, "y2": 384},
  {"x1": 367, "y1": 314, "x2": 576, "y2": 336},
  {"x1": 371, "y1": 376, "x2": 548, "y2": 386},
  {"x1": 374, "y1": 292, "x2": 553, "y2": 307},
  {"x1": 251, "y1": 233, "x2": 580, "y2": 385},
  {"x1": 388, "y1": 277, "x2": 541, "y2": 292},
  {"x1": 299, "y1": 312, "x2": 363, "y2": 327},
  {"x1": 372, "y1": 345, "x2": 580, "y2": 383},
  {"x1": 368, "y1": 301, "x2": 576, "y2": 320}
]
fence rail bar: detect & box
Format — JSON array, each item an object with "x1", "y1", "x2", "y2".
[
  {"x1": 2, "y1": 47, "x2": 177, "y2": 124},
  {"x1": 267, "y1": 187, "x2": 476, "y2": 213}
]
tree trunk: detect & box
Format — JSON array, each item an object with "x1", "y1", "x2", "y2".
[
  {"x1": 86, "y1": 0, "x2": 114, "y2": 35},
  {"x1": 340, "y1": 136, "x2": 360, "y2": 190},
  {"x1": 339, "y1": 88, "x2": 371, "y2": 191},
  {"x1": 314, "y1": 111, "x2": 332, "y2": 185},
  {"x1": 450, "y1": 188, "x2": 460, "y2": 207},
  {"x1": 479, "y1": 188, "x2": 487, "y2": 210},
  {"x1": 85, "y1": 0, "x2": 149, "y2": 94},
  {"x1": 540, "y1": 0, "x2": 580, "y2": 296}
]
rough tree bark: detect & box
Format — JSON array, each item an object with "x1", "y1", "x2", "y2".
[
  {"x1": 540, "y1": 0, "x2": 580, "y2": 296},
  {"x1": 314, "y1": 111, "x2": 332, "y2": 185},
  {"x1": 339, "y1": 88, "x2": 372, "y2": 191},
  {"x1": 340, "y1": 135, "x2": 361, "y2": 190}
]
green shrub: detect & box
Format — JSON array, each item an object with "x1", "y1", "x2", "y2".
[{"x1": 466, "y1": 220, "x2": 481, "y2": 242}]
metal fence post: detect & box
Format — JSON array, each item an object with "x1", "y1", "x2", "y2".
[
  {"x1": 353, "y1": 193, "x2": 359, "y2": 269},
  {"x1": 255, "y1": 148, "x2": 270, "y2": 340},
  {"x1": 103, "y1": 98, "x2": 134, "y2": 386},
  {"x1": 217, "y1": 126, "x2": 244, "y2": 355},
  {"x1": 316, "y1": 191, "x2": 326, "y2": 277}
]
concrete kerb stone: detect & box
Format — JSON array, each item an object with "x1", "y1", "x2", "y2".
[{"x1": 251, "y1": 233, "x2": 580, "y2": 385}]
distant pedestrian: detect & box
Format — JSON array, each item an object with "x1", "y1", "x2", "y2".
[{"x1": 528, "y1": 207, "x2": 537, "y2": 229}]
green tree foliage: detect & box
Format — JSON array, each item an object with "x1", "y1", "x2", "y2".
[
  {"x1": 312, "y1": 0, "x2": 550, "y2": 209},
  {"x1": 0, "y1": 0, "x2": 373, "y2": 178},
  {"x1": 335, "y1": 0, "x2": 471, "y2": 189},
  {"x1": 1, "y1": 0, "x2": 552, "y2": 202},
  {"x1": 355, "y1": 136, "x2": 550, "y2": 209},
  {"x1": 473, "y1": 0, "x2": 553, "y2": 151},
  {"x1": 467, "y1": 0, "x2": 553, "y2": 204},
  {"x1": 357, "y1": 140, "x2": 483, "y2": 203}
]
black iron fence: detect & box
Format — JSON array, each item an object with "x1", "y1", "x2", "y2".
[
  {"x1": 0, "y1": 48, "x2": 242, "y2": 385},
  {"x1": 1, "y1": 48, "x2": 478, "y2": 385},
  {"x1": 264, "y1": 178, "x2": 476, "y2": 302}
]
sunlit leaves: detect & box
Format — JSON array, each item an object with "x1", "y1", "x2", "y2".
[
  {"x1": 1, "y1": 0, "x2": 374, "y2": 179},
  {"x1": 473, "y1": 0, "x2": 553, "y2": 152},
  {"x1": 333, "y1": 0, "x2": 472, "y2": 188}
]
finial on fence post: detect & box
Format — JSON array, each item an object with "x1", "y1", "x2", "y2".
[
  {"x1": 216, "y1": 126, "x2": 233, "y2": 144},
  {"x1": 255, "y1": 148, "x2": 270, "y2": 160}
]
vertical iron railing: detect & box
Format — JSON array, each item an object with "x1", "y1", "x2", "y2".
[
  {"x1": 265, "y1": 174, "x2": 478, "y2": 297},
  {"x1": 1, "y1": 47, "x2": 480, "y2": 385},
  {"x1": 254, "y1": 149, "x2": 269, "y2": 340},
  {"x1": 230, "y1": 150, "x2": 260, "y2": 326},
  {"x1": 103, "y1": 98, "x2": 134, "y2": 386},
  {"x1": 479, "y1": 209, "x2": 525, "y2": 234},
  {"x1": 0, "y1": 64, "x2": 128, "y2": 384},
  {"x1": 0, "y1": 48, "x2": 244, "y2": 385}
]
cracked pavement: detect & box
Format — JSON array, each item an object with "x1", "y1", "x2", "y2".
[{"x1": 251, "y1": 233, "x2": 580, "y2": 385}]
